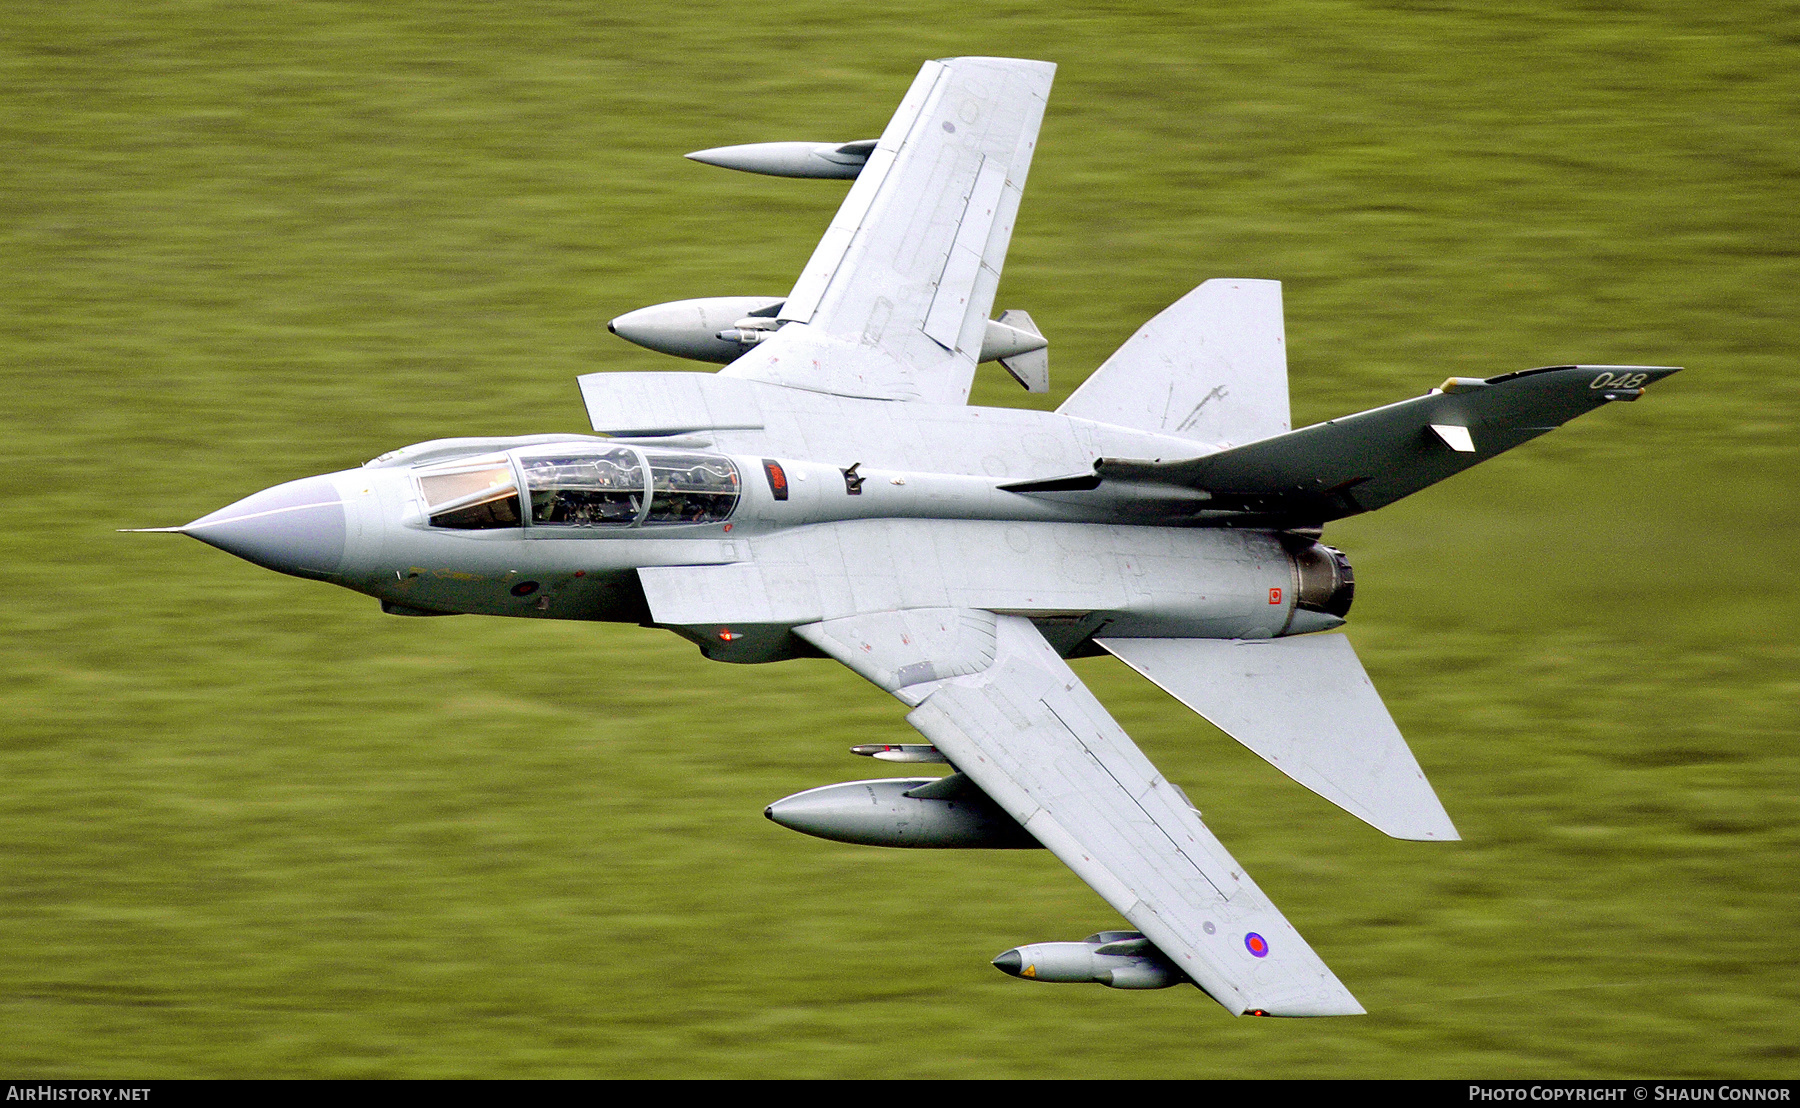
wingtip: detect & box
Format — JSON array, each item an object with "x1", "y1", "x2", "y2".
[
  {"x1": 1241, "y1": 994, "x2": 1367, "y2": 1017},
  {"x1": 1383, "y1": 819, "x2": 1462, "y2": 843}
]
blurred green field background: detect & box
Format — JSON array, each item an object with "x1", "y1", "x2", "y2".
[{"x1": 3, "y1": 0, "x2": 1796, "y2": 1078}]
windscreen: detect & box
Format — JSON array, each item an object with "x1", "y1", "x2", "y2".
[
  {"x1": 644, "y1": 452, "x2": 740, "y2": 525},
  {"x1": 417, "y1": 454, "x2": 521, "y2": 530},
  {"x1": 520, "y1": 448, "x2": 645, "y2": 527}
]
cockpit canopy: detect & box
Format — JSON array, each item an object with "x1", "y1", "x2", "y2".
[
  {"x1": 521, "y1": 448, "x2": 643, "y2": 526},
  {"x1": 414, "y1": 444, "x2": 740, "y2": 530},
  {"x1": 417, "y1": 453, "x2": 521, "y2": 529}
]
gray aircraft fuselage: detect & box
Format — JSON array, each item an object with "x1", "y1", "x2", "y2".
[{"x1": 181, "y1": 399, "x2": 1351, "y2": 665}]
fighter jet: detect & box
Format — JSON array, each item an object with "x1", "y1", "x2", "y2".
[{"x1": 140, "y1": 57, "x2": 1678, "y2": 1016}]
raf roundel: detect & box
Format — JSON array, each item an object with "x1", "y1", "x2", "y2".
[{"x1": 1245, "y1": 932, "x2": 1270, "y2": 958}]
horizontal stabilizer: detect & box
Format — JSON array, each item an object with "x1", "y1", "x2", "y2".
[
  {"x1": 1099, "y1": 634, "x2": 1458, "y2": 841},
  {"x1": 1089, "y1": 364, "x2": 1681, "y2": 524}
]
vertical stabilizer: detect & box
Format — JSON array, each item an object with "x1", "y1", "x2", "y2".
[{"x1": 1059, "y1": 279, "x2": 1289, "y2": 448}]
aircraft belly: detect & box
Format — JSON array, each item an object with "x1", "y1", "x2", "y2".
[
  {"x1": 636, "y1": 521, "x2": 1290, "y2": 644},
  {"x1": 380, "y1": 564, "x2": 647, "y2": 621},
  {"x1": 764, "y1": 519, "x2": 1134, "y2": 617},
  {"x1": 369, "y1": 533, "x2": 745, "y2": 620}
]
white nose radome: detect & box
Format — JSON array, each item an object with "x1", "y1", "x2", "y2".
[{"x1": 183, "y1": 474, "x2": 347, "y2": 580}]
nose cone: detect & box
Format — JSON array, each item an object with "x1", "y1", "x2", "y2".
[
  {"x1": 184, "y1": 474, "x2": 346, "y2": 580},
  {"x1": 608, "y1": 301, "x2": 726, "y2": 361},
  {"x1": 992, "y1": 949, "x2": 1024, "y2": 977},
  {"x1": 763, "y1": 791, "x2": 829, "y2": 837},
  {"x1": 607, "y1": 296, "x2": 783, "y2": 364}
]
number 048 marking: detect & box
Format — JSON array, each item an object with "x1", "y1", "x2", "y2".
[{"x1": 1590, "y1": 371, "x2": 1648, "y2": 389}]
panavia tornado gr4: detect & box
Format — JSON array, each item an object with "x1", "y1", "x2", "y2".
[{"x1": 142, "y1": 57, "x2": 1678, "y2": 1017}]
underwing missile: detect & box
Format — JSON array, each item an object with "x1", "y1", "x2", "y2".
[{"x1": 684, "y1": 140, "x2": 877, "y2": 179}]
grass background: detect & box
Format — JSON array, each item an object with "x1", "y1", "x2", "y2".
[{"x1": 3, "y1": 0, "x2": 1796, "y2": 1078}]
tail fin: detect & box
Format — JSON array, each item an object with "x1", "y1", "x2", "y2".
[
  {"x1": 1058, "y1": 279, "x2": 1289, "y2": 447},
  {"x1": 1090, "y1": 364, "x2": 1681, "y2": 525}
]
